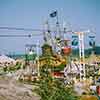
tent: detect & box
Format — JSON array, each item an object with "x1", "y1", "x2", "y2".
[
  {"x1": 0, "y1": 55, "x2": 16, "y2": 66},
  {"x1": 64, "y1": 61, "x2": 80, "y2": 77}
]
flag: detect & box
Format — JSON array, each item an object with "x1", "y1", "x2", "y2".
[
  {"x1": 50, "y1": 11, "x2": 57, "y2": 17},
  {"x1": 71, "y1": 35, "x2": 78, "y2": 46}
]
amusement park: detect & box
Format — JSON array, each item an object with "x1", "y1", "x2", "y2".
[{"x1": 0, "y1": 1, "x2": 100, "y2": 100}]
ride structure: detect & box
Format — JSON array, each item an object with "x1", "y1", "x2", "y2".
[{"x1": 0, "y1": 11, "x2": 96, "y2": 81}]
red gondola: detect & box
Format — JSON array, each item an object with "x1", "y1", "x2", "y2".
[{"x1": 62, "y1": 47, "x2": 71, "y2": 55}]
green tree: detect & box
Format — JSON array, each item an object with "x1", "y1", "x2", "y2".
[
  {"x1": 34, "y1": 65, "x2": 79, "y2": 100},
  {"x1": 34, "y1": 43, "x2": 79, "y2": 100}
]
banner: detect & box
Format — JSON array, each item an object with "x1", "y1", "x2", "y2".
[
  {"x1": 71, "y1": 35, "x2": 78, "y2": 46},
  {"x1": 89, "y1": 36, "x2": 95, "y2": 47}
]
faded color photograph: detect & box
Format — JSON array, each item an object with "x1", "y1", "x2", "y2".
[{"x1": 0, "y1": 0, "x2": 100, "y2": 100}]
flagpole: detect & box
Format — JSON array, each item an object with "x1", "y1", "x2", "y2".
[
  {"x1": 56, "y1": 11, "x2": 59, "y2": 26},
  {"x1": 56, "y1": 11, "x2": 61, "y2": 39}
]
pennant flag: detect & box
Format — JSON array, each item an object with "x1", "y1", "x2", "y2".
[
  {"x1": 50, "y1": 11, "x2": 57, "y2": 17},
  {"x1": 71, "y1": 35, "x2": 78, "y2": 46}
]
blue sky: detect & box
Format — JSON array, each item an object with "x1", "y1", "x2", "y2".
[{"x1": 0, "y1": 0, "x2": 99, "y2": 54}]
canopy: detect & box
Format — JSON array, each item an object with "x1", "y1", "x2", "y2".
[
  {"x1": 64, "y1": 61, "x2": 80, "y2": 77},
  {"x1": 0, "y1": 55, "x2": 16, "y2": 64}
]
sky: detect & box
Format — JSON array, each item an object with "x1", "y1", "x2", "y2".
[{"x1": 0, "y1": 0, "x2": 100, "y2": 54}]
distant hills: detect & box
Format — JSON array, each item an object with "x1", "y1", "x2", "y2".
[
  {"x1": 7, "y1": 46, "x2": 100, "y2": 59},
  {"x1": 72, "y1": 46, "x2": 100, "y2": 57}
]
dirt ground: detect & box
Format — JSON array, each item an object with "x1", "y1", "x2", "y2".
[{"x1": 0, "y1": 76, "x2": 40, "y2": 100}]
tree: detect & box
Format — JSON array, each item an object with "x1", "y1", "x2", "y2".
[
  {"x1": 34, "y1": 64, "x2": 79, "y2": 100},
  {"x1": 34, "y1": 43, "x2": 79, "y2": 100}
]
